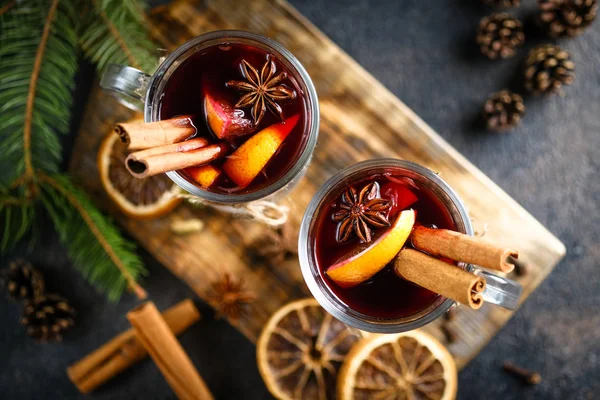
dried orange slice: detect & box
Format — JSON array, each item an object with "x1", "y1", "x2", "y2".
[
  {"x1": 338, "y1": 330, "x2": 458, "y2": 400},
  {"x1": 98, "y1": 119, "x2": 182, "y2": 219},
  {"x1": 257, "y1": 298, "x2": 360, "y2": 400}
]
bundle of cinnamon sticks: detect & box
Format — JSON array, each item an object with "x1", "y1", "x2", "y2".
[
  {"x1": 68, "y1": 299, "x2": 214, "y2": 399},
  {"x1": 394, "y1": 226, "x2": 519, "y2": 310},
  {"x1": 115, "y1": 116, "x2": 228, "y2": 179}
]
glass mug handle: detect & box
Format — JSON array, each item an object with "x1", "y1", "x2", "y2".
[
  {"x1": 472, "y1": 267, "x2": 523, "y2": 310},
  {"x1": 99, "y1": 64, "x2": 151, "y2": 112}
]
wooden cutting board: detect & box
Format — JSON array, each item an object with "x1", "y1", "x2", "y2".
[{"x1": 69, "y1": 0, "x2": 565, "y2": 369}]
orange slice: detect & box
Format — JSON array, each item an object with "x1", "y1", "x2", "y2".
[
  {"x1": 98, "y1": 119, "x2": 181, "y2": 219},
  {"x1": 338, "y1": 330, "x2": 458, "y2": 400},
  {"x1": 257, "y1": 298, "x2": 360, "y2": 400},
  {"x1": 184, "y1": 164, "x2": 222, "y2": 188},
  {"x1": 222, "y1": 114, "x2": 300, "y2": 188},
  {"x1": 326, "y1": 209, "x2": 415, "y2": 288}
]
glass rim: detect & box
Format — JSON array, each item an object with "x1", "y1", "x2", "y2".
[
  {"x1": 145, "y1": 30, "x2": 320, "y2": 204},
  {"x1": 298, "y1": 159, "x2": 474, "y2": 333}
]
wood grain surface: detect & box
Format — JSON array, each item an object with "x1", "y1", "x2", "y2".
[{"x1": 69, "y1": 0, "x2": 566, "y2": 369}]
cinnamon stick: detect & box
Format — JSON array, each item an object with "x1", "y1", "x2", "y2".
[
  {"x1": 127, "y1": 302, "x2": 214, "y2": 400},
  {"x1": 129, "y1": 137, "x2": 210, "y2": 159},
  {"x1": 126, "y1": 143, "x2": 228, "y2": 179},
  {"x1": 412, "y1": 226, "x2": 518, "y2": 273},
  {"x1": 115, "y1": 115, "x2": 196, "y2": 150},
  {"x1": 394, "y1": 249, "x2": 486, "y2": 309},
  {"x1": 67, "y1": 299, "x2": 200, "y2": 394}
]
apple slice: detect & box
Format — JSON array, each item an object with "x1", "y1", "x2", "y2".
[
  {"x1": 381, "y1": 183, "x2": 419, "y2": 216},
  {"x1": 204, "y1": 93, "x2": 255, "y2": 139},
  {"x1": 326, "y1": 209, "x2": 415, "y2": 288},
  {"x1": 222, "y1": 114, "x2": 300, "y2": 188},
  {"x1": 185, "y1": 165, "x2": 222, "y2": 188}
]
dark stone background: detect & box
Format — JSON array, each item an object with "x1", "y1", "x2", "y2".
[{"x1": 1, "y1": 1, "x2": 599, "y2": 399}]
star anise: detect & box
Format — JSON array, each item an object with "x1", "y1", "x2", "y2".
[
  {"x1": 226, "y1": 55, "x2": 296, "y2": 126},
  {"x1": 332, "y1": 182, "x2": 391, "y2": 243},
  {"x1": 206, "y1": 273, "x2": 256, "y2": 321}
]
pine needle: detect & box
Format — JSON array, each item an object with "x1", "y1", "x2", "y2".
[
  {"x1": 39, "y1": 173, "x2": 147, "y2": 301},
  {"x1": 0, "y1": 194, "x2": 35, "y2": 251},
  {"x1": 0, "y1": 1, "x2": 16, "y2": 17}
]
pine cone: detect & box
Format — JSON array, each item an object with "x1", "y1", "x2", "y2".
[
  {"x1": 21, "y1": 294, "x2": 76, "y2": 342},
  {"x1": 538, "y1": 0, "x2": 598, "y2": 37},
  {"x1": 1, "y1": 259, "x2": 45, "y2": 301},
  {"x1": 482, "y1": 0, "x2": 521, "y2": 8},
  {"x1": 483, "y1": 90, "x2": 525, "y2": 131},
  {"x1": 524, "y1": 44, "x2": 575, "y2": 94},
  {"x1": 477, "y1": 13, "x2": 525, "y2": 59}
]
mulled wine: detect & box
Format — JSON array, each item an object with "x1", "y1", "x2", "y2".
[
  {"x1": 297, "y1": 160, "x2": 475, "y2": 334},
  {"x1": 158, "y1": 42, "x2": 309, "y2": 195},
  {"x1": 314, "y1": 170, "x2": 457, "y2": 319}
]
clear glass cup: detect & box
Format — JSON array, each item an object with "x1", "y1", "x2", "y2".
[
  {"x1": 298, "y1": 159, "x2": 523, "y2": 333},
  {"x1": 99, "y1": 30, "x2": 319, "y2": 206}
]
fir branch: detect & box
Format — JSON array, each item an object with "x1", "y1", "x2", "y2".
[
  {"x1": 1, "y1": 0, "x2": 155, "y2": 302},
  {"x1": 39, "y1": 172, "x2": 147, "y2": 301},
  {"x1": 23, "y1": 0, "x2": 59, "y2": 181},
  {"x1": 95, "y1": 1, "x2": 138, "y2": 68},
  {"x1": 80, "y1": 0, "x2": 158, "y2": 73},
  {"x1": 0, "y1": 0, "x2": 79, "y2": 187}
]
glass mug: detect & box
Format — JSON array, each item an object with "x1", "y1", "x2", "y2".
[
  {"x1": 100, "y1": 30, "x2": 319, "y2": 208},
  {"x1": 298, "y1": 159, "x2": 523, "y2": 333}
]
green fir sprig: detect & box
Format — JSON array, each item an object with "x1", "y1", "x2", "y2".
[
  {"x1": 81, "y1": 0, "x2": 157, "y2": 73},
  {"x1": 0, "y1": 0, "x2": 159, "y2": 301},
  {"x1": 39, "y1": 173, "x2": 147, "y2": 301}
]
